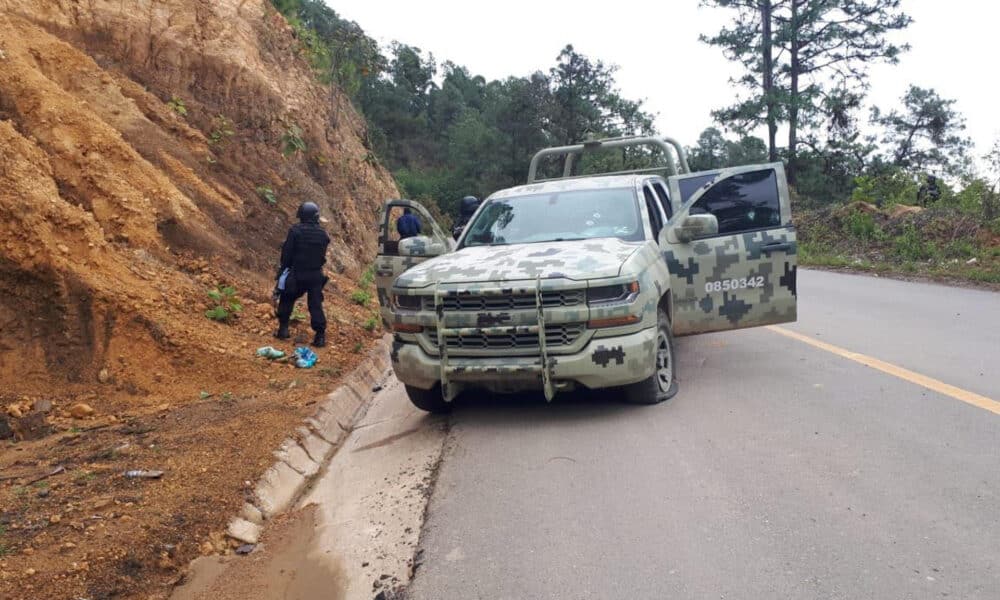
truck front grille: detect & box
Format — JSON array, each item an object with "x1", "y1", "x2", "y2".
[
  {"x1": 429, "y1": 323, "x2": 586, "y2": 350},
  {"x1": 421, "y1": 290, "x2": 584, "y2": 312}
]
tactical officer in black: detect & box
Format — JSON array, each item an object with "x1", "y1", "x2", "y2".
[
  {"x1": 275, "y1": 202, "x2": 330, "y2": 347},
  {"x1": 451, "y1": 195, "x2": 481, "y2": 240},
  {"x1": 918, "y1": 174, "x2": 941, "y2": 207}
]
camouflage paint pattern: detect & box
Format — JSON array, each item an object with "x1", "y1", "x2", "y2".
[
  {"x1": 395, "y1": 237, "x2": 642, "y2": 286},
  {"x1": 391, "y1": 326, "x2": 657, "y2": 398},
  {"x1": 378, "y1": 161, "x2": 797, "y2": 400},
  {"x1": 661, "y1": 162, "x2": 798, "y2": 336}
]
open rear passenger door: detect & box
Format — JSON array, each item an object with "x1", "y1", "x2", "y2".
[
  {"x1": 374, "y1": 200, "x2": 454, "y2": 327},
  {"x1": 660, "y1": 163, "x2": 797, "y2": 336}
]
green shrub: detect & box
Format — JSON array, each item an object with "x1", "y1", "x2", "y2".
[
  {"x1": 282, "y1": 124, "x2": 307, "y2": 157},
  {"x1": 892, "y1": 226, "x2": 935, "y2": 261},
  {"x1": 289, "y1": 19, "x2": 333, "y2": 80},
  {"x1": 256, "y1": 186, "x2": 277, "y2": 205},
  {"x1": 842, "y1": 211, "x2": 883, "y2": 242},
  {"x1": 851, "y1": 169, "x2": 919, "y2": 207},
  {"x1": 208, "y1": 115, "x2": 235, "y2": 146},
  {"x1": 350, "y1": 289, "x2": 371, "y2": 306},
  {"x1": 291, "y1": 306, "x2": 307, "y2": 322},
  {"x1": 168, "y1": 96, "x2": 188, "y2": 116},
  {"x1": 205, "y1": 285, "x2": 243, "y2": 322},
  {"x1": 941, "y1": 239, "x2": 977, "y2": 259},
  {"x1": 359, "y1": 264, "x2": 375, "y2": 289},
  {"x1": 363, "y1": 315, "x2": 378, "y2": 331}
]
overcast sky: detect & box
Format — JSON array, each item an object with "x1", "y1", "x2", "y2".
[{"x1": 330, "y1": 0, "x2": 999, "y2": 170}]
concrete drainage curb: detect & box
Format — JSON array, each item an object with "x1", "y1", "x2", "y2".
[{"x1": 225, "y1": 336, "x2": 392, "y2": 545}]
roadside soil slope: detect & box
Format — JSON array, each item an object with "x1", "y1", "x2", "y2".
[
  {"x1": 0, "y1": 2, "x2": 396, "y2": 598},
  {"x1": 797, "y1": 201, "x2": 1000, "y2": 288}
]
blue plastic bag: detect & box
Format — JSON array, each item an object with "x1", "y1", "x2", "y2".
[{"x1": 294, "y1": 346, "x2": 317, "y2": 369}]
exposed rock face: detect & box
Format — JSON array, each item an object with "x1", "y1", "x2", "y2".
[{"x1": 0, "y1": 0, "x2": 397, "y2": 389}]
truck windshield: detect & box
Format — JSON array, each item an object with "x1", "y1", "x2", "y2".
[{"x1": 462, "y1": 188, "x2": 643, "y2": 247}]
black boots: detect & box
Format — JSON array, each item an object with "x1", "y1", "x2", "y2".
[
  {"x1": 311, "y1": 330, "x2": 326, "y2": 348},
  {"x1": 275, "y1": 324, "x2": 323, "y2": 347}
]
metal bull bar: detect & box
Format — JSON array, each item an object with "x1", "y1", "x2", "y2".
[
  {"x1": 434, "y1": 276, "x2": 556, "y2": 402},
  {"x1": 526, "y1": 135, "x2": 691, "y2": 183}
]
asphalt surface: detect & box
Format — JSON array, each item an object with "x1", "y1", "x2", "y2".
[{"x1": 408, "y1": 269, "x2": 1000, "y2": 600}]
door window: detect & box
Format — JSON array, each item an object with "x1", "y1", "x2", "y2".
[
  {"x1": 677, "y1": 173, "x2": 717, "y2": 203},
  {"x1": 379, "y1": 201, "x2": 449, "y2": 257},
  {"x1": 688, "y1": 169, "x2": 781, "y2": 235}
]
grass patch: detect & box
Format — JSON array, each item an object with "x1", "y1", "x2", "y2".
[
  {"x1": 350, "y1": 289, "x2": 371, "y2": 306},
  {"x1": 168, "y1": 95, "x2": 187, "y2": 116},
  {"x1": 208, "y1": 115, "x2": 235, "y2": 146},
  {"x1": 73, "y1": 470, "x2": 96, "y2": 484},
  {"x1": 281, "y1": 123, "x2": 307, "y2": 157},
  {"x1": 359, "y1": 264, "x2": 375, "y2": 289},
  {"x1": 842, "y1": 211, "x2": 884, "y2": 243},
  {"x1": 256, "y1": 186, "x2": 277, "y2": 205},
  {"x1": 892, "y1": 226, "x2": 936, "y2": 261}
]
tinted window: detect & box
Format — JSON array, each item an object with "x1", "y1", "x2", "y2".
[
  {"x1": 678, "y1": 173, "x2": 717, "y2": 203},
  {"x1": 689, "y1": 169, "x2": 781, "y2": 235}
]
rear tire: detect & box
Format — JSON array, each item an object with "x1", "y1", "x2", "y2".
[
  {"x1": 620, "y1": 309, "x2": 678, "y2": 405},
  {"x1": 405, "y1": 384, "x2": 451, "y2": 414}
]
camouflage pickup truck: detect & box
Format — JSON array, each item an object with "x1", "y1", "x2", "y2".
[{"x1": 375, "y1": 136, "x2": 797, "y2": 412}]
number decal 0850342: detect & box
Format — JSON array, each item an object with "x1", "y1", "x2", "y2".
[{"x1": 704, "y1": 276, "x2": 765, "y2": 293}]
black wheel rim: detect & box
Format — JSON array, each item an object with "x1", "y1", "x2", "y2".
[{"x1": 655, "y1": 330, "x2": 673, "y2": 393}]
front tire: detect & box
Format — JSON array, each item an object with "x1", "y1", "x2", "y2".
[
  {"x1": 405, "y1": 384, "x2": 451, "y2": 414},
  {"x1": 620, "y1": 309, "x2": 678, "y2": 404}
]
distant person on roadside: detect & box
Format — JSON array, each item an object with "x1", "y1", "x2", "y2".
[
  {"x1": 918, "y1": 174, "x2": 941, "y2": 207},
  {"x1": 274, "y1": 201, "x2": 330, "y2": 348},
  {"x1": 452, "y1": 195, "x2": 481, "y2": 240},
  {"x1": 396, "y1": 207, "x2": 422, "y2": 239}
]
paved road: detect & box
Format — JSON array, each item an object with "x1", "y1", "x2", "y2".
[{"x1": 409, "y1": 269, "x2": 1000, "y2": 599}]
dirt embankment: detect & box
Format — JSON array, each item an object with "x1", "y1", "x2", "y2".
[
  {"x1": 797, "y1": 201, "x2": 1000, "y2": 288},
  {"x1": 0, "y1": 1, "x2": 396, "y2": 598}
]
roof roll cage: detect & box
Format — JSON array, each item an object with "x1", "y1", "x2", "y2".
[{"x1": 526, "y1": 135, "x2": 691, "y2": 183}]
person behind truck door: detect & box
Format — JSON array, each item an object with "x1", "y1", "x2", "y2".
[
  {"x1": 452, "y1": 195, "x2": 481, "y2": 240},
  {"x1": 274, "y1": 201, "x2": 330, "y2": 348},
  {"x1": 396, "y1": 207, "x2": 422, "y2": 239}
]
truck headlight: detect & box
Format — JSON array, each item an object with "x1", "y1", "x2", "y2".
[
  {"x1": 587, "y1": 281, "x2": 639, "y2": 305},
  {"x1": 392, "y1": 293, "x2": 423, "y2": 311}
]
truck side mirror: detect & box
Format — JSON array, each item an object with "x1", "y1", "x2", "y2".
[
  {"x1": 398, "y1": 236, "x2": 447, "y2": 257},
  {"x1": 675, "y1": 214, "x2": 718, "y2": 243}
]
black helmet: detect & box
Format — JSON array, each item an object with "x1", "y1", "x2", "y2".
[
  {"x1": 460, "y1": 196, "x2": 480, "y2": 217},
  {"x1": 297, "y1": 201, "x2": 320, "y2": 223}
]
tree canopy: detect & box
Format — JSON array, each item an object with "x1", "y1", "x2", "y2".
[{"x1": 268, "y1": 0, "x2": 992, "y2": 227}]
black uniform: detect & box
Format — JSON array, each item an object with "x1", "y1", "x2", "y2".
[
  {"x1": 276, "y1": 219, "x2": 330, "y2": 334},
  {"x1": 452, "y1": 195, "x2": 481, "y2": 240}
]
